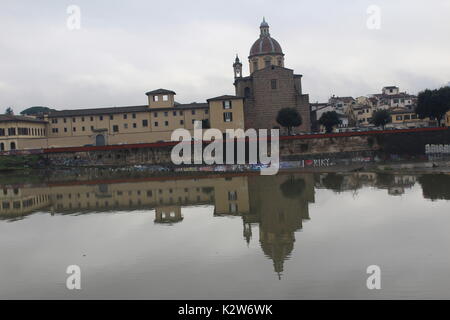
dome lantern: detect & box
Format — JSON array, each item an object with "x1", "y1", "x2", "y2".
[{"x1": 248, "y1": 18, "x2": 285, "y2": 74}]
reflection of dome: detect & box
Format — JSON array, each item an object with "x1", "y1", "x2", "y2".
[
  {"x1": 249, "y1": 18, "x2": 284, "y2": 57},
  {"x1": 260, "y1": 236, "x2": 294, "y2": 276}
]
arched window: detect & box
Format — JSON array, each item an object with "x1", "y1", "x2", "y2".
[
  {"x1": 0, "y1": 142, "x2": 4, "y2": 151},
  {"x1": 10, "y1": 142, "x2": 16, "y2": 150}
]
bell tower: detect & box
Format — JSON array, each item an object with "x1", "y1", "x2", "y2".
[{"x1": 233, "y1": 54, "x2": 243, "y2": 79}]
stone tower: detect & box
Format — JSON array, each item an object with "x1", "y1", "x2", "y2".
[{"x1": 233, "y1": 18, "x2": 311, "y2": 133}]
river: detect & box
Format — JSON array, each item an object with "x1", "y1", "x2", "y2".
[{"x1": 1, "y1": 170, "x2": 450, "y2": 299}]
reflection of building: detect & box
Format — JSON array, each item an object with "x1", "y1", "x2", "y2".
[
  {"x1": 0, "y1": 176, "x2": 249, "y2": 220},
  {"x1": 315, "y1": 172, "x2": 418, "y2": 196},
  {"x1": 0, "y1": 185, "x2": 51, "y2": 219},
  {"x1": 0, "y1": 172, "x2": 315, "y2": 278},
  {"x1": 154, "y1": 206, "x2": 184, "y2": 224},
  {"x1": 245, "y1": 174, "x2": 315, "y2": 277}
]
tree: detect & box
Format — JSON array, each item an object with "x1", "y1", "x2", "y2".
[
  {"x1": 280, "y1": 176, "x2": 305, "y2": 199},
  {"x1": 20, "y1": 106, "x2": 54, "y2": 116},
  {"x1": 5, "y1": 107, "x2": 14, "y2": 115},
  {"x1": 276, "y1": 107, "x2": 302, "y2": 135},
  {"x1": 416, "y1": 87, "x2": 450, "y2": 126},
  {"x1": 371, "y1": 109, "x2": 391, "y2": 129},
  {"x1": 319, "y1": 111, "x2": 341, "y2": 133}
]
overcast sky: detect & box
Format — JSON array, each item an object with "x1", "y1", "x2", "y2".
[{"x1": 1, "y1": 0, "x2": 449, "y2": 113}]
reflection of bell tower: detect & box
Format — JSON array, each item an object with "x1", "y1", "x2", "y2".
[
  {"x1": 233, "y1": 54, "x2": 243, "y2": 79},
  {"x1": 154, "y1": 206, "x2": 183, "y2": 224}
]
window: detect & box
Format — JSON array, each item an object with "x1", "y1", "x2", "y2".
[
  {"x1": 229, "y1": 203, "x2": 238, "y2": 213},
  {"x1": 180, "y1": 120, "x2": 184, "y2": 125},
  {"x1": 113, "y1": 125, "x2": 119, "y2": 132},
  {"x1": 404, "y1": 115, "x2": 411, "y2": 120},
  {"x1": 191, "y1": 110, "x2": 196, "y2": 115},
  {"x1": 411, "y1": 114, "x2": 417, "y2": 119},
  {"x1": 99, "y1": 116, "x2": 103, "y2": 121},
  {"x1": 163, "y1": 95, "x2": 169, "y2": 101},
  {"x1": 64, "y1": 128, "x2": 68, "y2": 132},
  {"x1": 52, "y1": 128, "x2": 58, "y2": 133},
  {"x1": 271, "y1": 79, "x2": 277, "y2": 89},
  {"x1": 223, "y1": 112, "x2": 233, "y2": 122},
  {"x1": 82, "y1": 126, "x2": 85, "y2": 131},
  {"x1": 253, "y1": 61, "x2": 258, "y2": 70},
  {"x1": 142, "y1": 119, "x2": 148, "y2": 127},
  {"x1": 165, "y1": 121, "x2": 169, "y2": 126},
  {"x1": 124, "y1": 123, "x2": 128, "y2": 129},
  {"x1": 154, "y1": 121, "x2": 158, "y2": 127},
  {"x1": 51, "y1": 118, "x2": 58, "y2": 124},
  {"x1": 132, "y1": 113, "x2": 136, "y2": 119},
  {"x1": 265, "y1": 60, "x2": 271, "y2": 67},
  {"x1": 205, "y1": 109, "x2": 209, "y2": 114},
  {"x1": 396, "y1": 116, "x2": 402, "y2": 121},
  {"x1": 73, "y1": 118, "x2": 76, "y2": 122},
  {"x1": 91, "y1": 126, "x2": 94, "y2": 131},
  {"x1": 90, "y1": 116, "x2": 94, "y2": 121},
  {"x1": 180, "y1": 111, "x2": 184, "y2": 116},
  {"x1": 153, "y1": 95, "x2": 159, "y2": 102},
  {"x1": 123, "y1": 114, "x2": 128, "y2": 119},
  {"x1": 8, "y1": 128, "x2": 16, "y2": 136},
  {"x1": 110, "y1": 115, "x2": 114, "y2": 120},
  {"x1": 164, "y1": 112, "x2": 168, "y2": 117},
  {"x1": 73, "y1": 127, "x2": 76, "y2": 132},
  {"x1": 63, "y1": 118, "x2": 67, "y2": 123},
  {"x1": 223, "y1": 100, "x2": 232, "y2": 109},
  {"x1": 0, "y1": 128, "x2": 5, "y2": 136},
  {"x1": 10, "y1": 142, "x2": 16, "y2": 150},
  {"x1": 133, "y1": 123, "x2": 137, "y2": 128},
  {"x1": 154, "y1": 112, "x2": 158, "y2": 117},
  {"x1": 81, "y1": 117, "x2": 85, "y2": 122},
  {"x1": 173, "y1": 111, "x2": 177, "y2": 116},
  {"x1": 228, "y1": 191, "x2": 237, "y2": 201}
]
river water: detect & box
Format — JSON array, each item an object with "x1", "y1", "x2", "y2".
[{"x1": 1, "y1": 170, "x2": 450, "y2": 299}]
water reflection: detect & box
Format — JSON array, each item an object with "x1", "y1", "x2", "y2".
[{"x1": 1, "y1": 171, "x2": 450, "y2": 279}]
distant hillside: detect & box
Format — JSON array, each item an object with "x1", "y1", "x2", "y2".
[{"x1": 20, "y1": 106, "x2": 56, "y2": 116}]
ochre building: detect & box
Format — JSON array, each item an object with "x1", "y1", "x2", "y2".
[{"x1": 0, "y1": 90, "x2": 244, "y2": 151}]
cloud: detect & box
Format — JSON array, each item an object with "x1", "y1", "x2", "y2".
[{"x1": 0, "y1": 0, "x2": 449, "y2": 113}]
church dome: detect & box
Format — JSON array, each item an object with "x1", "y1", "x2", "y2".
[
  {"x1": 249, "y1": 18, "x2": 284, "y2": 57},
  {"x1": 249, "y1": 37, "x2": 283, "y2": 57}
]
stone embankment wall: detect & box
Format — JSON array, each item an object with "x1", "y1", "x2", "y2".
[
  {"x1": 41, "y1": 128, "x2": 450, "y2": 167},
  {"x1": 44, "y1": 134, "x2": 380, "y2": 167}
]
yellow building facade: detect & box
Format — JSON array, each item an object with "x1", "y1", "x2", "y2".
[{"x1": 0, "y1": 89, "x2": 245, "y2": 152}]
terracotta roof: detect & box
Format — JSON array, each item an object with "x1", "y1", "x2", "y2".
[
  {"x1": 47, "y1": 105, "x2": 149, "y2": 117},
  {"x1": 0, "y1": 114, "x2": 47, "y2": 123},
  {"x1": 47, "y1": 103, "x2": 208, "y2": 118},
  {"x1": 249, "y1": 36, "x2": 283, "y2": 57},
  {"x1": 207, "y1": 95, "x2": 244, "y2": 102},
  {"x1": 145, "y1": 89, "x2": 176, "y2": 95}
]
